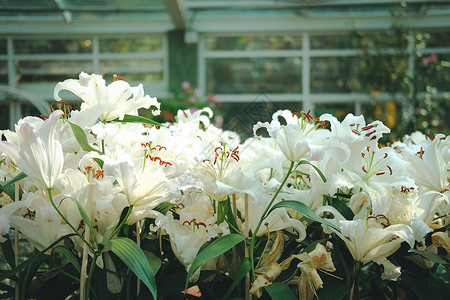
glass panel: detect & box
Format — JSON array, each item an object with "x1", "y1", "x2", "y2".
[
  {"x1": 206, "y1": 36, "x2": 302, "y2": 51},
  {"x1": 310, "y1": 35, "x2": 359, "y2": 49},
  {"x1": 206, "y1": 57, "x2": 301, "y2": 94},
  {"x1": 217, "y1": 101, "x2": 302, "y2": 139},
  {"x1": 21, "y1": 103, "x2": 41, "y2": 119},
  {"x1": 415, "y1": 53, "x2": 450, "y2": 92},
  {"x1": 100, "y1": 59, "x2": 163, "y2": 82},
  {"x1": 311, "y1": 57, "x2": 361, "y2": 93},
  {"x1": 14, "y1": 39, "x2": 92, "y2": 54},
  {"x1": 16, "y1": 60, "x2": 93, "y2": 83},
  {"x1": 99, "y1": 37, "x2": 163, "y2": 53},
  {"x1": 66, "y1": 0, "x2": 163, "y2": 9},
  {"x1": 315, "y1": 103, "x2": 355, "y2": 120},
  {"x1": 358, "y1": 54, "x2": 408, "y2": 94},
  {"x1": 0, "y1": 103, "x2": 9, "y2": 130},
  {"x1": 0, "y1": 40, "x2": 6, "y2": 55},
  {"x1": 0, "y1": 61, "x2": 7, "y2": 84},
  {"x1": 1, "y1": 0, "x2": 53, "y2": 7},
  {"x1": 420, "y1": 31, "x2": 450, "y2": 48}
]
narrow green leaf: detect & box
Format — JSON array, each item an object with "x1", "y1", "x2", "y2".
[
  {"x1": 0, "y1": 233, "x2": 76, "y2": 282},
  {"x1": 153, "y1": 202, "x2": 176, "y2": 215},
  {"x1": 269, "y1": 200, "x2": 340, "y2": 232},
  {"x1": 0, "y1": 172, "x2": 26, "y2": 201},
  {"x1": 70, "y1": 197, "x2": 98, "y2": 247},
  {"x1": 220, "y1": 257, "x2": 251, "y2": 300},
  {"x1": 0, "y1": 235, "x2": 16, "y2": 268},
  {"x1": 409, "y1": 249, "x2": 450, "y2": 265},
  {"x1": 296, "y1": 160, "x2": 327, "y2": 182},
  {"x1": 317, "y1": 280, "x2": 349, "y2": 300},
  {"x1": 264, "y1": 282, "x2": 297, "y2": 300},
  {"x1": 105, "y1": 237, "x2": 157, "y2": 300},
  {"x1": 401, "y1": 272, "x2": 428, "y2": 300},
  {"x1": 111, "y1": 114, "x2": 162, "y2": 127},
  {"x1": 185, "y1": 234, "x2": 247, "y2": 289},
  {"x1": 331, "y1": 198, "x2": 354, "y2": 220},
  {"x1": 143, "y1": 250, "x2": 162, "y2": 274},
  {"x1": 0, "y1": 172, "x2": 26, "y2": 188},
  {"x1": 68, "y1": 121, "x2": 103, "y2": 155},
  {"x1": 56, "y1": 246, "x2": 81, "y2": 273},
  {"x1": 225, "y1": 199, "x2": 240, "y2": 234}
]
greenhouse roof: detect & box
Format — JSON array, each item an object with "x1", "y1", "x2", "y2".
[{"x1": 1, "y1": 0, "x2": 450, "y2": 35}]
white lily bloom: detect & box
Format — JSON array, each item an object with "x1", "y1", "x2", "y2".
[
  {"x1": 316, "y1": 206, "x2": 414, "y2": 263},
  {"x1": 320, "y1": 113, "x2": 390, "y2": 144},
  {"x1": 103, "y1": 152, "x2": 168, "y2": 208},
  {"x1": 54, "y1": 72, "x2": 160, "y2": 121},
  {"x1": 155, "y1": 194, "x2": 229, "y2": 280},
  {"x1": 0, "y1": 110, "x2": 64, "y2": 190},
  {"x1": 409, "y1": 134, "x2": 449, "y2": 193}
]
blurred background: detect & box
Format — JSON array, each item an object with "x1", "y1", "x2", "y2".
[{"x1": 0, "y1": 0, "x2": 449, "y2": 139}]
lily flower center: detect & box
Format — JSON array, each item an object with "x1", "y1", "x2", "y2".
[{"x1": 360, "y1": 146, "x2": 393, "y2": 181}]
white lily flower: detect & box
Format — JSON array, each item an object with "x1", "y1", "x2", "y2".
[
  {"x1": 0, "y1": 110, "x2": 64, "y2": 190},
  {"x1": 316, "y1": 206, "x2": 414, "y2": 263},
  {"x1": 54, "y1": 72, "x2": 160, "y2": 121},
  {"x1": 409, "y1": 134, "x2": 449, "y2": 193},
  {"x1": 103, "y1": 152, "x2": 167, "y2": 208}
]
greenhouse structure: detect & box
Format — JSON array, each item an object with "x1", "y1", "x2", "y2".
[
  {"x1": 1, "y1": 0, "x2": 449, "y2": 134},
  {"x1": 0, "y1": 1, "x2": 450, "y2": 300}
]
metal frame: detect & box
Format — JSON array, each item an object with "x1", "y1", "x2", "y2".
[
  {"x1": 198, "y1": 28, "x2": 450, "y2": 115},
  {"x1": 0, "y1": 34, "x2": 168, "y2": 128}
]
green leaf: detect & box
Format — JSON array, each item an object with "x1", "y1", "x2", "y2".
[
  {"x1": 220, "y1": 257, "x2": 251, "y2": 300},
  {"x1": 68, "y1": 121, "x2": 103, "y2": 157},
  {"x1": 0, "y1": 235, "x2": 16, "y2": 268},
  {"x1": 264, "y1": 282, "x2": 297, "y2": 300},
  {"x1": 70, "y1": 197, "x2": 98, "y2": 247},
  {"x1": 56, "y1": 246, "x2": 81, "y2": 273},
  {"x1": 296, "y1": 160, "x2": 327, "y2": 183},
  {"x1": 409, "y1": 249, "x2": 450, "y2": 265},
  {"x1": 0, "y1": 172, "x2": 26, "y2": 188},
  {"x1": 185, "y1": 234, "x2": 247, "y2": 289},
  {"x1": 153, "y1": 201, "x2": 176, "y2": 215},
  {"x1": 0, "y1": 172, "x2": 26, "y2": 201},
  {"x1": 269, "y1": 200, "x2": 340, "y2": 232},
  {"x1": 143, "y1": 250, "x2": 162, "y2": 274},
  {"x1": 111, "y1": 114, "x2": 162, "y2": 127},
  {"x1": 317, "y1": 280, "x2": 349, "y2": 300},
  {"x1": 105, "y1": 237, "x2": 157, "y2": 300},
  {"x1": 401, "y1": 272, "x2": 428, "y2": 300},
  {"x1": 331, "y1": 197, "x2": 354, "y2": 220},
  {"x1": 0, "y1": 233, "x2": 76, "y2": 282}
]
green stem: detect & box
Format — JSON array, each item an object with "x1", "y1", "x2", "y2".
[
  {"x1": 107, "y1": 205, "x2": 133, "y2": 241},
  {"x1": 85, "y1": 252, "x2": 101, "y2": 299},
  {"x1": 101, "y1": 139, "x2": 105, "y2": 154},
  {"x1": 47, "y1": 188, "x2": 95, "y2": 253},
  {"x1": 248, "y1": 161, "x2": 295, "y2": 282},
  {"x1": 349, "y1": 261, "x2": 361, "y2": 300}
]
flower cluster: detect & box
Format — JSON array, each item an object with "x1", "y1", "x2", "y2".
[{"x1": 0, "y1": 73, "x2": 448, "y2": 299}]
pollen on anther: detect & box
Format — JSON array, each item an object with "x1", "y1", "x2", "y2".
[
  {"x1": 365, "y1": 130, "x2": 376, "y2": 137},
  {"x1": 362, "y1": 165, "x2": 368, "y2": 173},
  {"x1": 362, "y1": 124, "x2": 374, "y2": 131},
  {"x1": 387, "y1": 165, "x2": 392, "y2": 175}
]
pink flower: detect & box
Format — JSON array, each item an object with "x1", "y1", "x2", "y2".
[
  {"x1": 182, "y1": 81, "x2": 191, "y2": 89},
  {"x1": 422, "y1": 54, "x2": 437, "y2": 65}
]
